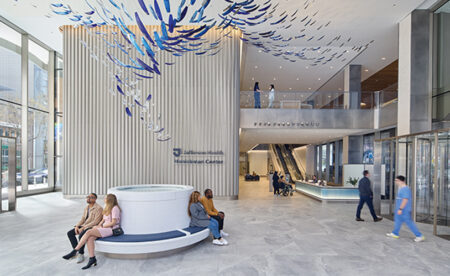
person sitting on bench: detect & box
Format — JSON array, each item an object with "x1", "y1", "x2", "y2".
[
  {"x1": 63, "y1": 193, "x2": 103, "y2": 264},
  {"x1": 188, "y1": 191, "x2": 228, "y2": 246},
  {"x1": 200, "y1": 189, "x2": 229, "y2": 237}
]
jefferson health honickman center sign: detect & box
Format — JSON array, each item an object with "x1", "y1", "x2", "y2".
[{"x1": 173, "y1": 148, "x2": 224, "y2": 165}]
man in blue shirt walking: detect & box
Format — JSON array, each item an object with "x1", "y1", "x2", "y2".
[
  {"x1": 356, "y1": 170, "x2": 383, "y2": 222},
  {"x1": 387, "y1": 175, "x2": 425, "y2": 242}
]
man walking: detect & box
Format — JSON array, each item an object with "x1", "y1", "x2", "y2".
[
  {"x1": 386, "y1": 176, "x2": 425, "y2": 242},
  {"x1": 63, "y1": 193, "x2": 103, "y2": 263},
  {"x1": 356, "y1": 170, "x2": 382, "y2": 222}
]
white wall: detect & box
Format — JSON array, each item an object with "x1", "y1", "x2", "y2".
[
  {"x1": 248, "y1": 151, "x2": 269, "y2": 175},
  {"x1": 293, "y1": 146, "x2": 307, "y2": 178}
]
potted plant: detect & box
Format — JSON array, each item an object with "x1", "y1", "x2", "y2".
[{"x1": 347, "y1": 177, "x2": 359, "y2": 187}]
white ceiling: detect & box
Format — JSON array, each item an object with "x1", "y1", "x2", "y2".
[{"x1": 0, "y1": 0, "x2": 441, "y2": 92}]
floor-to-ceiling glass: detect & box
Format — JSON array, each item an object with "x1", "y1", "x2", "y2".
[
  {"x1": 27, "y1": 39, "x2": 49, "y2": 190},
  {"x1": 433, "y1": 1, "x2": 450, "y2": 122},
  {"x1": 55, "y1": 56, "x2": 63, "y2": 189},
  {"x1": 0, "y1": 21, "x2": 22, "y2": 191}
]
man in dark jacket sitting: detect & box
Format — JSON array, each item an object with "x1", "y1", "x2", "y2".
[{"x1": 356, "y1": 170, "x2": 383, "y2": 222}]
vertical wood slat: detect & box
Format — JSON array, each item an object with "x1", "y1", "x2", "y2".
[{"x1": 63, "y1": 26, "x2": 240, "y2": 197}]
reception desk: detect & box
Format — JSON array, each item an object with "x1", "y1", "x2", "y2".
[{"x1": 295, "y1": 181, "x2": 359, "y2": 202}]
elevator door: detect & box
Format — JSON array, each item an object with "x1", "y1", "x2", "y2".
[{"x1": 1, "y1": 136, "x2": 17, "y2": 212}]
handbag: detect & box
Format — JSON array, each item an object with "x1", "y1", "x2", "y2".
[{"x1": 112, "y1": 227, "x2": 124, "y2": 236}]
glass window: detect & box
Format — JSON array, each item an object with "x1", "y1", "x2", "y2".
[
  {"x1": 28, "y1": 39, "x2": 49, "y2": 111},
  {"x1": 321, "y1": 144, "x2": 327, "y2": 179},
  {"x1": 27, "y1": 109, "x2": 48, "y2": 190},
  {"x1": 433, "y1": 1, "x2": 450, "y2": 122},
  {"x1": 0, "y1": 22, "x2": 21, "y2": 105},
  {"x1": 363, "y1": 134, "x2": 374, "y2": 164}
]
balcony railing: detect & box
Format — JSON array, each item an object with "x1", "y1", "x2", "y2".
[{"x1": 240, "y1": 90, "x2": 398, "y2": 110}]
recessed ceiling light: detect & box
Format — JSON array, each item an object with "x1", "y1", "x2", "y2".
[
  {"x1": 254, "y1": 65, "x2": 258, "y2": 69},
  {"x1": 252, "y1": 77, "x2": 254, "y2": 80},
  {"x1": 273, "y1": 77, "x2": 276, "y2": 80},
  {"x1": 338, "y1": 88, "x2": 342, "y2": 91},
  {"x1": 381, "y1": 57, "x2": 386, "y2": 60},
  {"x1": 364, "y1": 69, "x2": 369, "y2": 72},
  {"x1": 318, "y1": 78, "x2": 321, "y2": 80},
  {"x1": 328, "y1": 95, "x2": 331, "y2": 98},
  {"x1": 289, "y1": 88, "x2": 292, "y2": 90},
  {"x1": 258, "y1": 50, "x2": 262, "y2": 53},
  {"x1": 308, "y1": 87, "x2": 312, "y2": 90},
  {"x1": 305, "y1": 66, "x2": 309, "y2": 69},
  {"x1": 330, "y1": 66, "x2": 333, "y2": 69},
  {"x1": 279, "y1": 66, "x2": 282, "y2": 69}
]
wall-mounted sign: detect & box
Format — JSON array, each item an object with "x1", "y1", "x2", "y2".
[{"x1": 173, "y1": 148, "x2": 224, "y2": 165}]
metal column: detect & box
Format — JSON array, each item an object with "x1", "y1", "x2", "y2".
[
  {"x1": 433, "y1": 132, "x2": 438, "y2": 235},
  {"x1": 21, "y1": 34, "x2": 29, "y2": 191}
]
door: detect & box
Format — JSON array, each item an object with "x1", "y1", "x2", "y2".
[{"x1": 1, "y1": 136, "x2": 17, "y2": 212}]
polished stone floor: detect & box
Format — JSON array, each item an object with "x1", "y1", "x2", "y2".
[{"x1": 1, "y1": 177, "x2": 450, "y2": 276}]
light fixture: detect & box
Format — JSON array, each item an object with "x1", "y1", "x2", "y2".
[
  {"x1": 381, "y1": 57, "x2": 386, "y2": 60},
  {"x1": 296, "y1": 77, "x2": 299, "y2": 80},
  {"x1": 364, "y1": 69, "x2": 369, "y2": 72},
  {"x1": 330, "y1": 66, "x2": 333, "y2": 69},
  {"x1": 273, "y1": 77, "x2": 276, "y2": 80},
  {"x1": 318, "y1": 78, "x2": 321, "y2": 80},
  {"x1": 254, "y1": 65, "x2": 258, "y2": 69},
  {"x1": 308, "y1": 87, "x2": 312, "y2": 90},
  {"x1": 305, "y1": 66, "x2": 309, "y2": 69},
  {"x1": 289, "y1": 88, "x2": 292, "y2": 90},
  {"x1": 279, "y1": 66, "x2": 282, "y2": 69},
  {"x1": 252, "y1": 77, "x2": 254, "y2": 80}
]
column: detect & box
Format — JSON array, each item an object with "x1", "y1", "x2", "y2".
[
  {"x1": 47, "y1": 51, "x2": 55, "y2": 190},
  {"x1": 344, "y1": 65, "x2": 362, "y2": 109},
  {"x1": 21, "y1": 34, "x2": 28, "y2": 190},
  {"x1": 398, "y1": 10, "x2": 432, "y2": 135}
]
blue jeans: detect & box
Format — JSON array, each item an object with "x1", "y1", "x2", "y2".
[
  {"x1": 254, "y1": 92, "x2": 261, "y2": 108},
  {"x1": 393, "y1": 211, "x2": 422, "y2": 237},
  {"x1": 208, "y1": 218, "x2": 221, "y2": 239}
]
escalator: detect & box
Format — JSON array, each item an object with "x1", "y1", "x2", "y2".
[{"x1": 271, "y1": 144, "x2": 304, "y2": 182}]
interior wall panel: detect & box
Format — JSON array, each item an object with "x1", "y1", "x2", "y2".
[{"x1": 63, "y1": 26, "x2": 240, "y2": 197}]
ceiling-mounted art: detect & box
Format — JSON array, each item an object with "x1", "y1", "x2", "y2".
[{"x1": 10, "y1": 0, "x2": 374, "y2": 142}]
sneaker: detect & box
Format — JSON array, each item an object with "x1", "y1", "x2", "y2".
[
  {"x1": 212, "y1": 239, "x2": 225, "y2": 246},
  {"x1": 374, "y1": 217, "x2": 383, "y2": 222},
  {"x1": 77, "y1": 254, "x2": 85, "y2": 264},
  {"x1": 220, "y1": 230, "x2": 229, "y2": 237},
  {"x1": 220, "y1": 238, "x2": 228, "y2": 245},
  {"x1": 414, "y1": 236, "x2": 425, "y2": 242},
  {"x1": 386, "y1": 233, "x2": 399, "y2": 239},
  {"x1": 355, "y1": 218, "x2": 364, "y2": 222}
]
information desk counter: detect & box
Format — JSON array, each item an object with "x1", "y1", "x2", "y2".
[{"x1": 295, "y1": 181, "x2": 359, "y2": 202}]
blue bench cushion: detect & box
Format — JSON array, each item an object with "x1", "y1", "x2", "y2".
[
  {"x1": 183, "y1": 226, "x2": 207, "y2": 234},
  {"x1": 99, "y1": 230, "x2": 186, "y2": 243}
]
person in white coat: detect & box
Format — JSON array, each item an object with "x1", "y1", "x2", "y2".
[{"x1": 268, "y1": 84, "x2": 275, "y2": 108}]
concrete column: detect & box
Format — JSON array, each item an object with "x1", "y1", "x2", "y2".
[
  {"x1": 344, "y1": 65, "x2": 362, "y2": 109},
  {"x1": 398, "y1": 10, "x2": 432, "y2": 135}
]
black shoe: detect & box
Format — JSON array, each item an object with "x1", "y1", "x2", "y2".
[
  {"x1": 355, "y1": 218, "x2": 364, "y2": 222},
  {"x1": 374, "y1": 217, "x2": 383, "y2": 222},
  {"x1": 82, "y1": 257, "x2": 97, "y2": 270},
  {"x1": 62, "y1": 250, "x2": 78, "y2": 260}
]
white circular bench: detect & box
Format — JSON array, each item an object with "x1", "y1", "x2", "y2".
[{"x1": 95, "y1": 227, "x2": 210, "y2": 256}]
